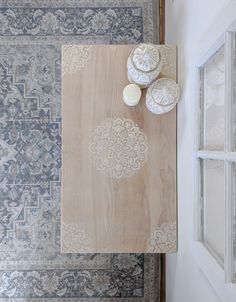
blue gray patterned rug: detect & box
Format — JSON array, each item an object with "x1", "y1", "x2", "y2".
[{"x1": 0, "y1": 1, "x2": 161, "y2": 301}]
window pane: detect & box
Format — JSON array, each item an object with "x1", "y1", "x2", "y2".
[
  {"x1": 202, "y1": 160, "x2": 225, "y2": 266},
  {"x1": 202, "y1": 47, "x2": 225, "y2": 150},
  {"x1": 233, "y1": 34, "x2": 236, "y2": 150},
  {"x1": 233, "y1": 163, "x2": 236, "y2": 281}
]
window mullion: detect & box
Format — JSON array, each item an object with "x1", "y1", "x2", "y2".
[
  {"x1": 225, "y1": 161, "x2": 233, "y2": 282},
  {"x1": 195, "y1": 150, "x2": 226, "y2": 160},
  {"x1": 195, "y1": 157, "x2": 203, "y2": 240},
  {"x1": 195, "y1": 67, "x2": 203, "y2": 152},
  {"x1": 194, "y1": 65, "x2": 204, "y2": 241},
  {"x1": 225, "y1": 31, "x2": 234, "y2": 152},
  {"x1": 224, "y1": 31, "x2": 235, "y2": 283},
  {"x1": 195, "y1": 151, "x2": 236, "y2": 162}
]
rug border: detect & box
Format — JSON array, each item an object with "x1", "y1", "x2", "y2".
[{"x1": 0, "y1": 0, "x2": 157, "y2": 44}]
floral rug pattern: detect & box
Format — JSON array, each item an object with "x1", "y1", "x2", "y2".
[{"x1": 0, "y1": 0, "x2": 160, "y2": 301}]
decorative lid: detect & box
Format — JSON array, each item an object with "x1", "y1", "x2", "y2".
[
  {"x1": 131, "y1": 44, "x2": 160, "y2": 73},
  {"x1": 146, "y1": 78, "x2": 180, "y2": 114}
]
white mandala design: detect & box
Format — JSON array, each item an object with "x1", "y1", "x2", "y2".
[
  {"x1": 62, "y1": 45, "x2": 92, "y2": 75},
  {"x1": 62, "y1": 223, "x2": 93, "y2": 253},
  {"x1": 89, "y1": 118, "x2": 149, "y2": 179},
  {"x1": 147, "y1": 222, "x2": 177, "y2": 253}
]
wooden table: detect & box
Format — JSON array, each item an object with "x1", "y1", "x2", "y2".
[{"x1": 61, "y1": 45, "x2": 177, "y2": 253}]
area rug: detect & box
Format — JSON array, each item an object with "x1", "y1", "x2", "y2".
[{"x1": 0, "y1": 0, "x2": 161, "y2": 301}]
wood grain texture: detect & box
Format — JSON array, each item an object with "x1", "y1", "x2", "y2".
[{"x1": 61, "y1": 45, "x2": 177, "y2": 253}]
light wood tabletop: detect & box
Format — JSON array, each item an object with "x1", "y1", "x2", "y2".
[{"x1": 61, "y1": 45, "x2": 177, "y2": 253}]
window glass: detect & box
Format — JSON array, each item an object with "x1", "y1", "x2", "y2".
[
  {"x1": 202, "y1": 47, "x2": 225, "y2": 150},
  {"x1": 202, "y1": 159, "x2": 225, "y2": 266},
  {"x1": 233, "y1": 35, "x2": 236, "y2": 150},
  {"x1": 233, "y1": 163, "x2": 236, "y2": 281}
]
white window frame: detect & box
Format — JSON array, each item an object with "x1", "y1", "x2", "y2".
[{"x1": 194, "y1": 22, "x2": 236, "y2": 301}]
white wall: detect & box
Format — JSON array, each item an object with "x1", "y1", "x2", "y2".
[{"x1": 165, "y1": 1, "x2": 236, "y2": 301}]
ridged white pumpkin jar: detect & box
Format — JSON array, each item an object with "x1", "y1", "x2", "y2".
[
  {"x1": 146, "y1": 78, "x2": 180, "y2": 114},
  {"x1": 127, "y1": 44, "x2": 162, "y2": 88}
]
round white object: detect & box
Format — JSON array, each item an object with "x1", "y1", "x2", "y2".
[
  {"x1": 123, "y1": 84, "x2": 142, "y2": 106},
  {"x1": 146, "y1": 78, "x2": 180, "y2": 114},
  {"x1": 127, "y1": 44, "x2": 162, "y2": 88},
  {"x1": 132, "y1": 43, "x2": 160, "y2": 72}
]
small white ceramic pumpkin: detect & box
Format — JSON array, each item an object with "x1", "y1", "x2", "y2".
[
  {"x1": 146, "y1": 78, "x2": 180, "y2": 114},
  {"x1": 127, "y1": 44, "x2": 162, "y2": 88}
]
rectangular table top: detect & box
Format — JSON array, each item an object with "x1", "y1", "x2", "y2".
[{"x1": 61, "y1": 45, "x2": 177, "y2": 253}]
